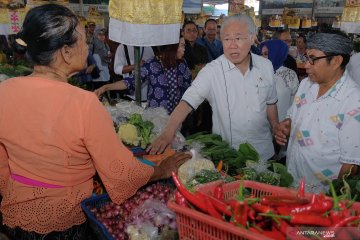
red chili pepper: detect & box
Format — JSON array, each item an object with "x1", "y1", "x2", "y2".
[
  {"x1": 233, "y1": 200, "x2": 248, "y2": 226},
  {"x1": 262, "y1": 230, "x2": 286, "y2": 240},
  {"x1": 207, "y1": 195, "x2": 232, "y2": 217},
  {"x1": 332, "y1": 216, "x2": 360, "y2": 228},
  {"x1": 248, "y1": 227, "x2": 262, "y2": 233},
  {"x1": 297, "y1": 177, "x2": 305, "y2": 198},
  {"x1": 328, "y1": 180, "x2": 350, "y2": 225},
  {"x1": 171, "y1": 172, "x2": 207, "y2": 213},
  {"x1": 213, "y1": 183, "x2": 224, "y2": 201},
  {"x1": 248, "y1": 206, "x2": 256, "y2": 221},
  {"x1": 174, "y1": 190, "x2": 188, "y2": 207},
  {"x1": 197, "y1": 192, "x2": 223, "y2": 221},
  {"x1": 261, "y1": 195, "x2": 310, "y2": 206},
  {"x1": 273, "y1": 218, "x2": 291, "y2": 236},
  {"x1": 288, "y1": 198, "x2": 333, "y2": 214},
  {"x1": 251, "y1": 203, "x2": 274, "y2": 214},
  {"x1": 260, "y1": 213, "x2": 332, "y2": 227}
]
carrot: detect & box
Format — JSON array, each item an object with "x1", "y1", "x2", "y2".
[
  {"x1": 142, "y1": 147, "x2": 176, "y2": 165},
  {"x1": 216, "y1": 160, "x2": 223, "y2": 172}
]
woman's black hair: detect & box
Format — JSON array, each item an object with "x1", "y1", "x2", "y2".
[
  {"x1": 297, "y1": 33, "x2": 307, "y2": 43},
  {"x1": 156, "y1": 43, "x2": 180, "y2": 69},
  {"x1": 14, "y1": 4, "x2": 79, "y2": 65},
  {"x1": 182, "y1": 20, "x2": 197, "y2": 30}
]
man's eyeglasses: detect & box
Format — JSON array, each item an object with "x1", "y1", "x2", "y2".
[
  {"x1": 223, "y1": 36, "x2": 250, "y2": 46},
  {"x1": 304, "y1": 54, "x2": 337, "y2": 65}
]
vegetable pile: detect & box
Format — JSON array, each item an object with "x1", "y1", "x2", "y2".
[
  {"x1": 186, "y1": 133, "x2": 260, "y2": 175},
  {"x1": 0, "y1": 63, "x2": 32, "y2": 78},
  {"x1": 186, "y1": 133, "x2": 293, "y2": 187},
  {"x1": 172, "y1": 173, "x2": 360, "y2": 240},
  {"x1": 328, "y1": 172, "x2": 360, "y2": 202},
  {"x1": 118, "y1": 113, "x2": 154, "y2": 149},
  {"x1": 87, "y1": 182, "x2": 174, "y2": 240}
]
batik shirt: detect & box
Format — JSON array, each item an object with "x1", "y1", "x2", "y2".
[
  {"x1": 123, "y1": 57, "x2": 192, "y2": 114},
  {"x1": 287, "y1": 71, "x2": 360, "y2": 193}
]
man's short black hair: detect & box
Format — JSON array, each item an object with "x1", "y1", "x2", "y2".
[
  {"x1": 204, "y1": 18, "x2": 217, "y2": 28},
  {"x1": 272, "y1": 29, "x2": 290, "y2": 39}
]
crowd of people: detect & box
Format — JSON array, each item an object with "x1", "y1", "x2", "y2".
[{"x1": 0, "y1": 3, "x2": 359, "y2": 239}]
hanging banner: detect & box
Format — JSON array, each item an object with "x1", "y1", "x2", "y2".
[
  {"x1": 27, "y1": 0, "x2": 69, "y2": 8},
  {"x1": 340, "y1": 2, "x2": 360, "y2": 33},
  {"x1": 69, "y1": 0, "x2": 109, "y2": 13},
  {"x1": 0, "y1": 7, "x2": 28, "y2": 35},
  {"x1": 346, "y1": 0, "x2": 360, "y2": 6},
  {"x1": 314, "y1": 0, "x2": 345, "y2": 14},
  {"x1": 183, "y1": 0, "x2": 202, "y2": 14},
  {"x1": 261, "y1": 0, "x2": 313, "y2": 16},
  {"x1": 109, "y1": 0, "x2": 183, "y2": 46},
  {"x1": 228, "y1": 0, "x2": 245, "y2": 16}
]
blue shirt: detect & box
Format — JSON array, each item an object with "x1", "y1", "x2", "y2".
[
  {"x1": 123, "y1": 57, "x2": 192, "y2": 114},
  {"x1": 196, "y1": 37, "x2": 223, "y2": 62}
]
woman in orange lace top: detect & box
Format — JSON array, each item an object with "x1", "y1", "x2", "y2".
[{"x1": 0, "y1": 4, "x2": 190, "y2": 239}]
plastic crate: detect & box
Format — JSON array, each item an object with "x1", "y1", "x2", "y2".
[
  {"x1": 168, "y1": 180, "x2": 360, "y2": 240},
  {"x1": 81, "y1": 194, "x2": 114, "y2": 240}
]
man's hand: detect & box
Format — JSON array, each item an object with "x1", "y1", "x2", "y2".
[
  {"x1": 94, "y1": 85, "x2": 108, "y2": 98},
  {"x1": 273, "y1": 118, "x2": 291, "y2": 146},
  {"x1": 147, "y1": 129, "x2": 175, "y2": 155}
]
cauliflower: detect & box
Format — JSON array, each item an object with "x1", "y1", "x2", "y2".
[
  {"x1": 117, "y1": 123, "x2": 140, "y2": 146},
  {"x1": 178, "y1": 158, "x2": 215, "y2": 184}
]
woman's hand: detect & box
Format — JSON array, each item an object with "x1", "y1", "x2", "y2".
[
  {"x1": 94, "y1": 85, "x2": 107, "y2": 98},
  {"x1": 273, "y1": 118, "x2": 291, "y2": 146},
  {"x1": 150, "y1": 152, "x2": 191, "y2": 181}
]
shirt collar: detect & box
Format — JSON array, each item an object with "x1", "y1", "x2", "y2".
[
  {"x1": 309, "y1": 70, "x2": 348, "y2": 101},
  {"x1": 222, "y1": 52, "x2": 253, "y2": 72}
]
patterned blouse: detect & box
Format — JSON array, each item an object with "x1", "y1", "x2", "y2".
[{"x1": 123, "y1": 57, "x2": 192, "y2": 114}]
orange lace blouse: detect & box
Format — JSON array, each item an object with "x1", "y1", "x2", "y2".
[{"x1": 0, "y1": 77, "x2": 153, "y2": 234}]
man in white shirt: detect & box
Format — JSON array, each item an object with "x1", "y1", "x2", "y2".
[
  {"x1": 148, "y1": 15, "x2": 279, "y2": 161},
  {"x1": 113, "y1": 45, "x2": 154, "y2": 101}
]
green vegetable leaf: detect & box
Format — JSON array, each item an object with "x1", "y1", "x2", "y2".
[{"x1": 272, "y1": 163, "x2": 294, "y2": 187}]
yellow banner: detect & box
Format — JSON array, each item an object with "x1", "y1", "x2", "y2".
[
  {"x1": 228, "y1": 0, "x2": 245, "y2": 16},
  {"x1": 0, "y1": 7, "x2": 28, "y2": 34},
  {"x1": 346, "y1": 0, "x2": 360, "y2": 7},
  {"x1": 342, "y1": 6, "x2": 360, "y2": 22},
  {"x1": 109, "y1": 0, "x2": 183, "y2": 25}
]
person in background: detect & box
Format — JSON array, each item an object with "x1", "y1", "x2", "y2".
[
  {"x1": 260, "y1": 39, "x2": 299, "y2": 163},
  {"x1": 113, "y1": 44, "x2": 154, "y2": 101},
  {"x1": 347, "y1": 52, "x2": 360, "y2": 85},
  {"x1": 85, "y1": 21, "x2": 96, "y2": 46},
  {"x1": 73, "y1": 48, "x2": 98, "y2": 87},
  {"x1": 148, "y1": 15, "x2": 279, "y2": 161},
  {"x1": 273, "y1": 29, "x2": 298, "y2": 75},
  {"x1": 197, "y1": 26, "x2": 204, "y2": 39},
  {"x1": 182, "y1": 21, "x2": 208, "y2": 71},
  {"x1": 260, "y1": 39, "x2": 299, "y2": 122},
  {"x1": 94, "y1": 37, "x2": 192, "y2": 115},
  {"x1": 295, "y1": 33, "x2": 307, "y2": 64},
  {"x1": 216, "y1": 24, "x2": 221, "y2": 41},
  {"x1": 274, "y1": 32, "x2": 360, "y2": 193},
  {"x1": 196, "y1": 18, "x2": 223, "y2": 62},
  {"x1": 92, "y1": 28, "x2": 111, "y2": 86},
  {"x1": 181, "y1": 21, "x2": 211, "y2": 136},
  {"x1": 0, "y1": 4, "x2": 191, "y2": 239}
]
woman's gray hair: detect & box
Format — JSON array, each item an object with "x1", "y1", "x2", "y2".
[
  {"x1": 220, "y1": 14, "x2": 257, "y2": 37},
  {"x1": 307, "y1": 33, "x2": 353, "y2": 56}
]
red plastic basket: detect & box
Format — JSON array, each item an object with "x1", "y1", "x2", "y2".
[{"x1": 168, "y1": 180, "x2": 360, "y2": 240}]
